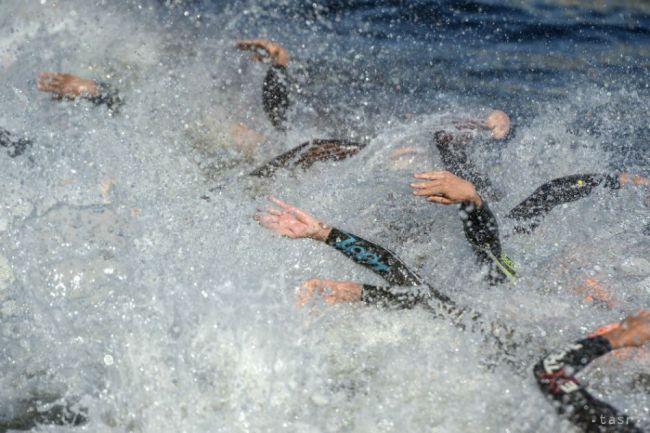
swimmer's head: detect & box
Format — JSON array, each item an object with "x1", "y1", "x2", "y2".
[{"x1": 485, "y1": 110, "x2": 511, "y2": 140}]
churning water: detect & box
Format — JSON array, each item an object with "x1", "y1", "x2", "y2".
[{"x1": 0, "y1": 0, "x2": 649, "y2": 432}]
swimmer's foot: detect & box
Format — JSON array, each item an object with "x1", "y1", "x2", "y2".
[
  {"x1": 37, "y1": 72, "x2": 98, "y2": 99},
  {"x1": 235, "y1": 38, "x2": 289, "y2": 67}
]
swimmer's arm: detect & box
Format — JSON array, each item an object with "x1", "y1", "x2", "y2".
[
  {"x1": 506, "y1": 173, "x2": 648, "y2": 234},
  {"x1": 324, "y1": 227, "x2": 423, "y2": 287},
  {"x1": 236, "y1": 38, "x2": 289, "y2": 66},
  {"x1": 534, "y1": 335, "x2": 642, "y2": 432},
  {"x1": 411, "y1": 171, "x2": 514, "y2": 283},
  {"x1": 459, "y1": 200, "x2": 515, "y2": 284},
  {"x1": 534, "y1": 312, "x2": 650, "y2": 433},
  {"x1": 295, "y1": 279, "x2": 425, "y2": 309},
  {"x1": 37, "y1": 72, "x2": 123, "y2": 112},
  {"x1": 87, "y1": 81, "x2": 124, "y2": 112},
  {"x1": 432, "y1": 130, "x2": 494, "y2": 195}
]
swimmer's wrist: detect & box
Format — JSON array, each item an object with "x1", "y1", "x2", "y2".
[
  {"x1": 312, "y1": 223, "x2": 332, "y2": 242},
  {"x1": 466, "y1": 188, "x2": 482, "y2": 208}
]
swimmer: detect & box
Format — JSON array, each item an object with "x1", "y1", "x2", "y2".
[
  {"x1": 534, "y1": 310, "x2": 650, "y2": 432},
  {"x1": 0, "y1": 127, "x2": 31, "y2": 158},
  {"x1": 412, "y1": 113, "x2": 650, "y2": 284},
  {"x1": 232, "y1": 39, "x2": 366, "y2": 176},
  {"x1": 255, "y1": 196, "x2": 518, "y2": 356},
  {"x1": 410, "y1": 170, "x2": 515, "y2": 284},
  {"x1": 249, "y1": 139, "x2": 366, "y2": 177},
  {"x1": 236, "y1": 38, "x2": 290, "y2": 131},
  {"x1": 37, "y1": 72, "x2": 123, "y2": 112},
  {"x1": 431, "y1": 111, "x2": 649, "y2": 233}
]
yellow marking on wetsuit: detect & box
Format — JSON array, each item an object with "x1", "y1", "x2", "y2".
[
  {"x1": 485, "y1": 250, "x2": 518, "y2": 284},
  {"x1": 499, "y1": 253, "x2": 517, "y2": 274}
]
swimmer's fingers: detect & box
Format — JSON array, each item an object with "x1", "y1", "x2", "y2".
[
  {"x1": 410, "y1": 180, "x2": 442, "y2": 189},
  {"x1": 235, "y1": 39, "x2": 272, "y2": 55},
  {"x1": 262, "y1": 207, "x2": 283, "y2": 217},
  {"x1": 413, "y1": 171, "x2": 447, "y2": 180},
  {"x1": 428, "y1": 196, "x2": 454, "y2": 205},
  {"x1": 249, "y1": 53, "x2": 265, "y2": 62},
  {"x1": 37, "y1": 72, "x2": 58, "y2": 92},
  {"x1": 268, "y1": 196, "x2": 317, "y2": 225}
]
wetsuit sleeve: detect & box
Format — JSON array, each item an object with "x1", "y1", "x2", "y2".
[
  {"x1": 87, "y1": 82, "x2": 124, "y2": 112},
  {"x1": 534, "y1": 337, "x2": 641, "y2": 432},
  {"x1": 325, "y1": 227, "x2": 422, "y2": 286},
  {"x1": 460, "y1": 201, "x2": 516, "y2": 284},
  {"x1": 324, "y1": 228, "x2": 456, "y2": 307},
  {"x1": 263, "y1": 65, "x2": 290, "y2": 130},
  {"x1": 433, "y1": 130, "x2": 495, "y2": 198},
  {"x1": 507, "y1": 174, "x2": 620, "y2": 234},
  {"x1": 0, "y1": 128, "x2": 31, "y2": 158},
  {"x1": 361, "y1": 284, "x2": 425, "y2": 309}
]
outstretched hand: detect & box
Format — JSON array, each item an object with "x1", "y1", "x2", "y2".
[
  {"x1": 296, "y1": 278, "x2": 362, "y2": 306},
  {"x1": 255, "y1": 196, "x2": 331, "y2": 241},
  {"x1": 411, "y1": 170, "x2": 482, "y2": 207},
  {"x1": 37, "y1": 72, "x2": 98, "y2": 98},
  {"x1": 235, "y1": 38, "x2": 289, "y2": 66},
  {"x1": 603, "y1": 310, "x2": 650, "y2": 349}
]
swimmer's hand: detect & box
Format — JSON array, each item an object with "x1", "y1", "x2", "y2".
[
  {"x1": 255, "y1": 196, "x2": 331, "y2": 241},
  {"x1": 484, "y1": 110, "x2": 511, "y2": 140},
  {"x1": 411, "y1": 171, "x2": 482, "y2": 207},
  {"x1": 603, "y1": 310, "x2": 650, "y2": 349},
  {"x1": 235, "y1": 38, "x2": 289, "y2": 67},
  {"x1": 37, "y1": 72, "x2": 98, "y2": 98},
  {"x1": 618, "y1": 173, "x2": 650, "y2": 186},
  {"x1": 296, "y1": 278, "x2": 362, "y2": 306}
]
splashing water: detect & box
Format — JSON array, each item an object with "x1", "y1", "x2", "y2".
[{"x1": 0, "y1": 0, "x2": 649, "y2": 432}]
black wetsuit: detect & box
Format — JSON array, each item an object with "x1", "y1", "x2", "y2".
[
  {"x1": 250, "y1": 139, "x2": 366, "y2": 177},
  {"x1": 0, "y1": 128, "x2": 31, "y2": 158},
  {"x1": 433, "y1": 130, "x2": 623, "y2": 283},
  {"x1": 323, "y1": 227, "x2": 518, "y2": 356},
  {"x1": 263, "y1": 65, "x2": 290, "y2": 130},
  {"x1": 88, "y1": 81, "x2": 123, "y2": 112},
  {"x1": 534, "y1": 336, "x2": 642, "y2": 432}
]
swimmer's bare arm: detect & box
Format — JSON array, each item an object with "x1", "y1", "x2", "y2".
[{"x1": 236, "y1": 38, "x2": 289, "y2": 67}]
